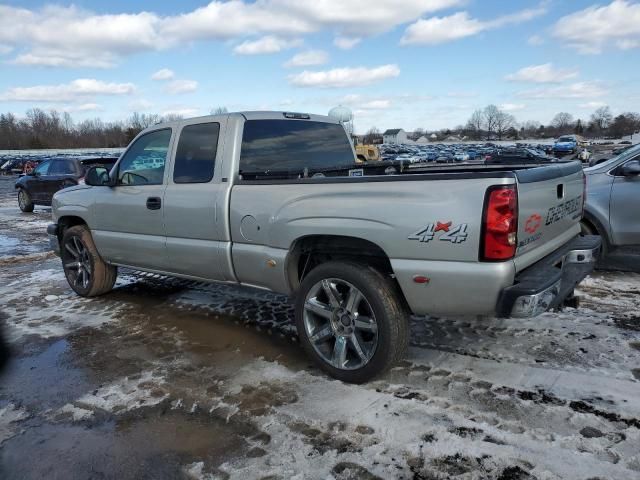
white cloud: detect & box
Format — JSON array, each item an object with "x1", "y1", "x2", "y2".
[
  {"x1": 0, "y1": 1, "x2": 466, "y2": 67},
  {"x1": 0, "y1": 78, "x2": 135, "y2": 102},
  {"x1": 517, "y1": 81, "x2": 608, "y2": 99},
  {"x1": 505, "y1": 63, "x2": 579, "y2": 84},
  {"x1": 552, "y1": 0, "x2": 640, "y2": 54},
  {"x1": 333, "y1": 36, "x2": 361, "y2": 49},
  {"x1": 284, "y1": 50, "x2": 328, "y2": 67},
  {"x1": 128, "y1": 99, "x2": 154, "y2": 111},
  {"x1": 289, "y1": 64, "x2": 400, "y2": 88},
  {"x1": 164, "y1": 79, "x2": 198, "y2": 94},
  {"x1": 161, "y1": 107, "x2": 200, "y2": 117},
  {"x1": 527, "y1": 34, "x2": 544, "y2": 46},
  {"x1": 62, "y1": 103, "x2": 103, "y2": 113},
  {"x1": 499, "y1": 103, "x2": 526, "y2": 112},
  {"x1": 0, "y1": 44, "x2": 13, "y2": 55},
  {"x1": 12, "y1": 51, "x2": 115, "y2": 68},
  {"x1": 400, "y1": 5, "x2": 547, "y2": 45},
  {"x1": 151, "y1": 68, "x2": 174, "y2": 81},
  {"x1": 578, "y1": 101, "x2": 607, "y2": 109},
  {"x1": 233, "y1": 35, "x2": 301, "y2": 55},
  {"x1": 359, "y1": 100, "x2": 391, "y2": 109}
]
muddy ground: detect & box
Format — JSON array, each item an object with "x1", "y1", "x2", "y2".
[{"x1": 0, "y1": 175, "x2": 639, "y2": 480}]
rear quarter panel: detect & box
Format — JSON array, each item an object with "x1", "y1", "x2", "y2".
[{"x1": 229, "y1": 175, "x2": 516, "y2": 314}]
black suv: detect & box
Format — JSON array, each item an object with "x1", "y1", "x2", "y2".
[{"x1": 15, "y1": 156, "x2": 118, "y2": 212}]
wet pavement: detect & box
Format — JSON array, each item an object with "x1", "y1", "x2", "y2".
[{"x1": 1, "y1": 175, "x2": 640, "y2": 479}]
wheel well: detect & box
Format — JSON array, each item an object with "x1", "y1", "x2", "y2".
[
  {"x1": 57, "y1": 216, "x2": 87, "y2": 240},
  {"x1": 581, "y1": 212, "x2": 611, "y2": 250},
  {"x1": 287, "y1": 235, "x2": 394, "y2": 292}
]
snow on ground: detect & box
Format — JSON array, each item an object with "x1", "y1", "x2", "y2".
[
  {"x1": 56, "y1": 370, "x2": 169, "y2": 421},
  {"x1": 0, "y1": 184, "x2": 639, "y2": 478},
  {"x1": 0, "y1": 404, "x2": 29, "y2": 446},
  {"x1": 0, "y1": 267, "x2": 128, "y2": 341}
]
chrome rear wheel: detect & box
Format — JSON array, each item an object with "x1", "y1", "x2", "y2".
[{"x1": 303, "y1": 278, "x2": 379, "y2": 371}]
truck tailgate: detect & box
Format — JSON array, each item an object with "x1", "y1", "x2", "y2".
[{"x1": 514, "y1": 161, "x2": 584, "y2": 271}]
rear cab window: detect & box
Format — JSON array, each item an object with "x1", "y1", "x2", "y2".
[
  {"x1": 239, "y1": 119, "x2": 355, "y2": 180},
  {"x1": 173, "y1": 122, "x2": 220, "y2": 183}
]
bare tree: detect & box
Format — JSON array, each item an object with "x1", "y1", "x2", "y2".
[
  {"x1": 590, "y1": 106, "x2": 613, "y2": 132},
  {"x1": 363, "y1": 127, "x2": 382, "y2": 144},
  {"x1": 521, "y1": 120, "x2": 541, "y2": 138},
  {"x1": 465, "y1": 109, "x2": 484, "y2": 140},
  {"x1": 551, "y1": 112, "x2": 574, "y2": 134},
  {"x1": 211, "y1": 106, "x2": 229, "y2": 115},
  {"x1": 495, "y1": 111, "x2": 517, "y2": 140},
  {"x1": 161, "y1": 113, "x2": 184, "y2": 123},
  {"x1": 483, "y1": 105, "x2": 501, "y2": 139}
]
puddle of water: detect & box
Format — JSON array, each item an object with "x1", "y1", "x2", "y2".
[
  {"x1": 0, "y1": 408, "x2": 255, "y2": 480},
  {"x1": 107, "y1": 280, "x2": 308, "y2": 371},
  {"x1": 0, "y1": 339, "x2": 92, "y2": 411},
  {"x1": 0, "y1": 234, "x2": 19, "y2": 255}
]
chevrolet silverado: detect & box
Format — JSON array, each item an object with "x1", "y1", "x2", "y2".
[{"x1": 47, "y1": 111, "x2": 601, "y2": 382}]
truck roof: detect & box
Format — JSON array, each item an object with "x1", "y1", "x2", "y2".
[{"x1": 155, "y1": 111, "x2": 340, "y2": 127}]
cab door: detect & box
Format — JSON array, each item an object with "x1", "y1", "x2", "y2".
[
  {"x1": 610, "y1": 155, "x2": 640, "y2": 246},
  {"x1": 45, "y1": 159, "x2": 79, "y2": 203},
  {"x1": 163, "y1": 120, "x2": 228, "y2": 280},
  {"x1": 91, "y1": 128, "x2": 174, "y2": 270},
  {"x1": 27, "y1": 160, "x2": 51, "y2": 202}
]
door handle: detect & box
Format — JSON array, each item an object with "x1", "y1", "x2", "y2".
[{"x1": 146, "y1": 197, "x2": 162, "y2": 210}]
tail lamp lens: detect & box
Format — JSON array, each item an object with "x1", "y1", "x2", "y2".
[{"x1": 481, "y1": 185, "x2": 518, "y2": 261}]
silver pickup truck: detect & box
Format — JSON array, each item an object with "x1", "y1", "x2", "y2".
[{"x1": 48, "y1": 111, "x2": 601, "y2": 382}]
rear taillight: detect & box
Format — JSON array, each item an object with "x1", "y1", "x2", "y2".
[{"x1": 481, "y1": 185, "x2": 518, "y2": 261}]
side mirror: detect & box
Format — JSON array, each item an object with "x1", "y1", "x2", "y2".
[
  {"x1": 621, "y1": 160, "x2": 640, "y2": 177},
  {"x1": 85, "y1": 166, "x2": 111, "y2": 186}
]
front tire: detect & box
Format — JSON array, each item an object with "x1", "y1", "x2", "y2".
[
  {"x1": 17, "y1": 189, "x2": 34, "y2": 213},
  {"x1": 61, "y1": 225, "x2": 117, "y2": 297},
  {"x1": 295, "y1": 261, "x2": 409, "y2": 383}
]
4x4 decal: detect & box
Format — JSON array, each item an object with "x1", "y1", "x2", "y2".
[{"x1": 409, "y1": 221, "x2": 468, "y2": 244}]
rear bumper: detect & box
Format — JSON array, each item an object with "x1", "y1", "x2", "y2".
[
  {"x1": 47, "y1": 223, "x2": 60, "y2": 256},
  {"x1": 496, "y1": 235, "x2": 601, "y2": 318}
]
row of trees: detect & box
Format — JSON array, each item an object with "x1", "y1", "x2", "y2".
[
  {"x1": 0, "y1": 107, "x2": 229, "y2": 150},
  {"x1": 462, "y1": 105, "x2": 640, "y2": 141}
]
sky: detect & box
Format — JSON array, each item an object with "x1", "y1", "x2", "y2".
[{"x1": 0, "y1": 0, "x2": 639, "y2": 133}]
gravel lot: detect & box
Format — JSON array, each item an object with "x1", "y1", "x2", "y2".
[{"x1": 0, "y1": 175, "x2": 639, "y2": 480}]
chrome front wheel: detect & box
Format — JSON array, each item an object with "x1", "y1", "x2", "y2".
[{"x1": 63, "y1": 235, "x2": 92, "y2": 291}]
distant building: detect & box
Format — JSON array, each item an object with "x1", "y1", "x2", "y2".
[
  {"x1": 416, "y1": 136, "x2": 430, "y2": 144},
  {"x1": 382, "y1": 129, "x2": 408, "y2": 144}
]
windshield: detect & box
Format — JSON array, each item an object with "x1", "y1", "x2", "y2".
[
  {"x1": 590, "y1": 143, "x2": 640, "y2": 170},
  {"x1": 558, "y1": 137, "x2": 574, "y2": 143}
]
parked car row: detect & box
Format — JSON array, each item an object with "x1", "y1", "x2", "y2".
[{"x1": 378, "y1": 142, "x2": 561, "y2": 165}]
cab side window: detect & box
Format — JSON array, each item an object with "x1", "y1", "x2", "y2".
[
  {"x1": 33, "y1": 160, "x2": 51, "y2": 176},
  {"x1": 49, "y1": 159, "x2": 76, "y2": 175},
  {"x1": 173, "y1": 123, "x2": 219, "y2": 184},
  {"x1": 117, "y1": 129, "x2": 172, "y2": 186}
]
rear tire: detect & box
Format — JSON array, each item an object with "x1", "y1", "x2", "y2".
[
  {"x1": 17, "y1": 189, "x2": 34, "y2": 213},
  {"x1": 295, "y1": 261, "x2": 409, "y2": 383},
  {"x1": 61, "y1": 225, "x2": 117, "y2": 297}
]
